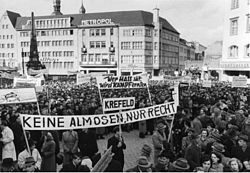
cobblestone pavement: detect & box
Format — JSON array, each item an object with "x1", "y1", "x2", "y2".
[{"x1": 97, "y1": 130, "x2": 153, "y2": 171}]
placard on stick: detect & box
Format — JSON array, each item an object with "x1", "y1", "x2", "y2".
[{"x1": 103, "y1": 97, "x2": 135, "y2": 111}]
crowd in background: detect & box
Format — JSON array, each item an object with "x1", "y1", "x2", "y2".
[{"x1": 0, "y1": 79, "x2": 250, "y2": 172}]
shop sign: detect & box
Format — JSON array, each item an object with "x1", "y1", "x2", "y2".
[
  {"x1": 220, "y1": 63, "x2": 249, "y2": 69},
  {"x1": 40, "y1": 57, "x2": 59, "y2": 62}
]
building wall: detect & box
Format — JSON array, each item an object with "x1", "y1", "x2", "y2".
[
  {"x1": 0, "y1": 12, "x2": 17, "y2": 68},
  {"x1": 17, "y1": 18, "x2": 78, "y2": 75},
  {"x1": 221, "y1": 0, "x2": 250, "y2": 72}
]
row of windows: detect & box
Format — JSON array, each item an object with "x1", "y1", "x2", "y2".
[
  {"x1": 89, "y1": 28, "x2": 108, "y2": 37},
  {"x1": 231, "y1": 0, "x2": 250, "y2": 9},
  {"x1": 121, "y1": 42, "x2": 143, "y2": 50},
  {"x1": 0, "y1": 35, "x2": 13, "y2": 39},
  {"x1": 0, "y1": 53, "x2": 14, "y2": 58},
  {"x1": 230, "y1": 15, "x2": 250, "y2": 35},
  {"x1": 0, "y1": 43, "x2": 14, "y2": 49},
  {"x1": 123, "y1": 29, "x2": 152, "y2": 37},
  {"x1": 228, "y1": 44, "x2": 250, "y2": 57},
  {"x1": 81, "y1": 53, "x2": 115, "y2": 63},
  {"x1": 22, "y1": 51, "x2": 74, "y2": 57},
  {"x1": 2, "y1": 24, "x2": 8, "y2": 29},
  {"x1": 121, "y1": 55, "x2": 144, "y2": 64},
  {"x1": 21, "y1": 40, "x2": 74, "y2": 47},
  {"x1": 43, "y1": 62, "x2": 74, "y2": 69},
  {"x1": 162, "y1": 31, "x2": 179, "y2": 42},
  {"x1": 89, "y1": 41, "x2": 106, "y2": 48},
  {"x1": 162, "y1": 43, "x2": 179, "y2": 52},
  {"x1": 30, "y1": 18, "x2": 70, "y2": 29},
  {"x1": 20, "y1": 29, "x2": 74, "y2": 37}
]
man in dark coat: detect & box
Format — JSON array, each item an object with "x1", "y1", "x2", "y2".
[
  {"x1": 78, "y1": 128, "x2": 98, "y2": 159},
  {"x1": 107, "y1": 126, "x2": 126, "y2": 170},
  {"x1": 60, "y1": 153, "x2": 82, "y2": 172},
  {"x1": 185, "y1": 134, "x2": 202, "y2": 171}
]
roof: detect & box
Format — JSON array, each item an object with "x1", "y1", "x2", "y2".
[
  {"x1": 15, "y1": 10, "x2": 179, "y2": 34},
  {"x1": 6, "y1": 10, "x2": 21, "y2": 27}
]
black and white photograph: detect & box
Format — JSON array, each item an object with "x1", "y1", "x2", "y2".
[{"x1": 0, "y1": 0, "x2": 250, "y2": 172}]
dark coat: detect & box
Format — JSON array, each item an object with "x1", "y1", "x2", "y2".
[
  {"x1": 78, "y1": 130, "x2": 98, "y2": 158},
  {"x1": 185, "y1": 143, "x2": 202, "y2": 171},
  {"x1": 231, "y1": 145, "x2": 250, "y2": 163},
  {"x1": 104, "y1": 159, "x2": 123, "y2": 172},
  {"x1": 107, "y1": 135, "x2": 126, "y2": 169},
  {"x1": 41, "y1": 139, "x2": 56, "y2": 172},
  {"x1": 60, "y1": 162, "x2": 78, "y2": 172},
  {"x1": 10, "y1": 121, "x2": 25, "y2": 155}
]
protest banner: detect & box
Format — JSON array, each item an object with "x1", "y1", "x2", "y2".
[
  {"x1": 232, "y1": 76, "x2": 247, "y2": 88},
  {"x1": 202, "y1": 80, "x2": 212, "y2": 88},
  {"x1": 103, "y1": 97, "x2": 135, "y2": 111},
  {"x1": 96, "y1": 75, "x2": 148, "y2": 89},
  {"x1": 0, "y1": 88, "x2": 37, "y2": 104},
  {"x1": 27, "y1": 68, "x2": 48, "y2": 75},
  {"x1": 13, "y1": 77, "x2": 42, "y2": 88},
  {"x1": 20, "y1": 101, "x2": 176, "y2": 130},
  {"x1": 76, "y1": 73, "x2": 92, "y2": 85},
  {"x1": 170, "y1": 82, "x2": 179, "y2": 106}
]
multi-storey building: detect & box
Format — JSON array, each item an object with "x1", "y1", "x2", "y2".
[
  {"x1": 179, "y1": 38, "x2": 195, "y2": 70},
  {"x1": 221, "y1": 0, "x2": 250, "y2": 78},
  {"x1": 0, "y1": 0, "x2": 180, "y2": 77}
]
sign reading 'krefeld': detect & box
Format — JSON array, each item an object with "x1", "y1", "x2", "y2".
[{"x1": 103, "y1": 97, "x2": 135, "y2": 112}]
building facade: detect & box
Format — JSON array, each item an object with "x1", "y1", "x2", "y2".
[
  {"x1": 221, "y1": 0, "x2": 250, "y2": 78},
  {"x1": 0, "y1": 1, "x2": 180, "y2": 77},
  {"x1": 179, "y1": 38, "x2": 195, "y2": 70}
]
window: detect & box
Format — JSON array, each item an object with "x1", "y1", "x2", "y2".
[
  {"x1": 90, "y1": 29, "x2": 95, "y2": 36},
  {"x1": 110, "y1": 28, "x2": 114, "y2": 35},
  {"x1": 96, "y1": 29, "x2": 100, "y2": 36},
  {"x1": 231, "y1": 0, "x2": 239, "y2": 9},
  {"x1": 96, "y1": 54, "x2": 101, "y2": 62},
  {"x1": 229, "y1": 45, "x2": 238, "y2": 57},
  {"x1": 96, "y1": 41, "x2": 101, "y2": 48},
  {"x1": 247, "y1": 14, "x2": 250, "y2": 32},
  {"x1": 90, "y1": 41, "x2": 95, "y2": 48},
  {"x1": 41, "y1": 31, "x2": 46, "y2": 36},
  {"x1": 101, "y1": 41, "x2": 106, "y2": 48},
  {"x1": 145, "y1": 42, "x2": 153, "y2": 50},
  {"x1": 89, "y1": 54, "x2": 94, "y2": 62},
  {"x1": 121, "y1": 42, "x2": 130, "y2": 50},
  {"x1": 145, "y1": 29, "x2": 152, "y2": 37},
  {"x1": 132, "y1": 42, "x2": 143, "y2": 50},
  {"x1": 70, "y1": 30, "x2": 73, "y2": 35},
  {"x1": 145, "y1": 55, "x2": 152, "y2": 64},
  {"x1": 245, "y1": 44, "x2": 250, "y2": 57},
  {"x1": 230, "y1": 18, "x2": 238, "y2": 35},
  {"x1": 101, "y1": 29, "x2": 106, "y2": 36}
]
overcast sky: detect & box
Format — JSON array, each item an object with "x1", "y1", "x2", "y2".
[{"x1": 0, "y1": 0, "x2": 226, "y2": 46}]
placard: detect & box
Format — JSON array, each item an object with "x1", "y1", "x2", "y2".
[{"x1": 103, "y1": 97, "x2": 135, "y2": 111}]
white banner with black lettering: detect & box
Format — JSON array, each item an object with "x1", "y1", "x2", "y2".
[
  {"x1": 103, "y1": 97, "x2": 135, "y2": 111},
  {"x1": 20, "y1": 101, "x2": 176, "y2": 130},
  {"x1": 96, "y1": 75, "x2": 148, "y2": 89},
  {"x1": 0, "y1": 88, "x2": 37, "y2": 104}
]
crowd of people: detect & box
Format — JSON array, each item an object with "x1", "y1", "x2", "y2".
[{"x1": 0, "y1": 79, "x2": 250, "y2": 172}]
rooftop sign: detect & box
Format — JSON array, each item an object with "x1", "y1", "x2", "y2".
[{"x1": 81, "y1": 19, "x2": 114, "y2": 26}]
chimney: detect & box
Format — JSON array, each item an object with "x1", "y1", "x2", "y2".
[{"x1": 153, "y1": 8, "x2": 159, "y2": 24}]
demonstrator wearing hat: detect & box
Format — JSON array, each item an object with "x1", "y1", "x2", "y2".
[
  {"x1": 126, "y1": 156, "x2": 153, "y2": 172},
  {"x1": 152, "y1": 122, "x2": 167, "y2": 166},
  {"x1": 231, "y1": 134, "x2": 250, "y2": 164}
]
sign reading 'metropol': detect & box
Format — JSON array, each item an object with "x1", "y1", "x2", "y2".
[{"x1": 81, "y1": 19, "x2": 114, "y2": 26}]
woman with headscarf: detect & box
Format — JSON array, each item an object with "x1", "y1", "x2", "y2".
[{"x1": 40, "y1": 132, "x2": 56, "y2": 172}]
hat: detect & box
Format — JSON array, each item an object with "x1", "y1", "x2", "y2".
[
  {"x1": 156, "y1": 122, "x2": 166, "y2": 130},
  {"x1": 171, "y1": 158, "x2": 190, "y2": 171},
  {"x1": 238, "y1": 134, "x2": 249, "y2": 142},
  {"x1": 137, "y1": 156, "x2": 152, "y2": 168},
  {"x1": 141, "y1": 144, "x2": 152, "y2": 156},
  {"x1": 210, "y1": 130, "x2": 221, "y2": 142},
  {"x1": 2, "y1": 158, "x2": 14, "y2": 167},
  {"x1": 24, "y1": 156, "x2": 36, "y2": 167},
  {"x1": 212, "y1": 142, "x2": 225, "y2": 154}
]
